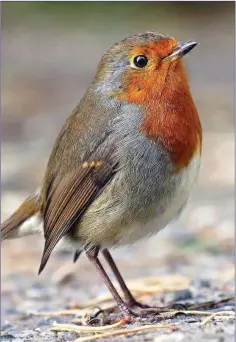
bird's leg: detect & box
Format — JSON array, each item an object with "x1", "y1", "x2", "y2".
[
  {"x1": 102, "y1": 248, "x2": 187, "y2": 313},
  {"x1": 102, "y1": 248, "x2": 149, "y2": 309},
  {"x1": 86, "y1": 246, "x2": 137, "y2": 321}
]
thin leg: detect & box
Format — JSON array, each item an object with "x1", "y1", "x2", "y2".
[
  {"x1": 102, "y1": 248, "x2": 148, "y2": 308},
  {"x1": 102, "y1": 249, "x2": 185, "y2": 312},
  {"x1": 86, "y1": 246, "x2": 135, "y2": 320}
]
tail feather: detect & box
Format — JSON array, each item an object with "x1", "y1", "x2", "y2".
[{"x1": 1, "y1": 194, "x2": 42, "y2": 240}]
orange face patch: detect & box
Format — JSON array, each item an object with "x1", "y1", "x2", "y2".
[
  {"x1": 115, "y1": 38, "x2": 202, "y2": 170},
  {"x1": 129, "y1": 37, "x2": 178, "y2": 69},
  {"x1": 117, "y1": 38, "x2": 179, "y2": 103}
]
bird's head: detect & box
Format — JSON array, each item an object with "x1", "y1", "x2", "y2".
[{"x1": 94, "y1": 31, "x2": 197, "y2": 104}]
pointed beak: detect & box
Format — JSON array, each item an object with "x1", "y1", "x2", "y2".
[{"x1": 163, "y1": 41, "x2": 198, "y2": 62}]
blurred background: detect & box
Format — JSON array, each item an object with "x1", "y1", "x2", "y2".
[{"x1": 1, "y1": 1, "x2": 234, "y2": 325}]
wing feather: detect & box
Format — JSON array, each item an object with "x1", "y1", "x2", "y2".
[{"x1": 38, "y1": 160, "x2": 116, "y2": 274}]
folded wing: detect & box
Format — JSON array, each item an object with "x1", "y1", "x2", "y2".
[{"x1": 39, "y1": 160, "x2": 116, "y2": 274}]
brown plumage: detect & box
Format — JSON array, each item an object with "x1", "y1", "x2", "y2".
[{"x1": 39, "y1": 160, "x2": 116, "y2": 274}]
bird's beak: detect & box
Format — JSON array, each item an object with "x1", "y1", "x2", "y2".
[{"x1": 163, "y1": 41, "x2": 198, "y2": 62}]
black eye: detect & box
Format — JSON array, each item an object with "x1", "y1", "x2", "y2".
[{"x1": 133, "y1": 55, "x2": 148, "y2": 68}]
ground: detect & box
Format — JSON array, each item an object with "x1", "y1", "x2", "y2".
[{"x1": 1, "y1": 236, "x2": 235, "y2": 341}]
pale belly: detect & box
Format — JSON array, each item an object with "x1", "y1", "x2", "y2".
[{"x1": 116, "y1": 153, "x2": 201, "y2": 246}]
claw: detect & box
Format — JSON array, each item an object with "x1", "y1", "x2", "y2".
[{"x1": 73, "y1": 250, "x2": 82, "y2": 263}]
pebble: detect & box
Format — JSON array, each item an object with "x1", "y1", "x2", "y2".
[
  {"x1": 1, "y1": 334, "x2": 16, "y2": 341},
  {"x1": 183, "y1": 317, "x2": 201, "y2": 323},
  {"x1": 169, "y1": 289, "x2": 193, "y2": 302},
  {"x1": 192, "y1": 279, "x2": 211, "y2": 289}
]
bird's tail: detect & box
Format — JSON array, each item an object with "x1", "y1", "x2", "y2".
[{"x1": 1, "y1": 193, "x2": 43, "y2": 240}]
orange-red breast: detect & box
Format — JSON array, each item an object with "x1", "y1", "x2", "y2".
[{"x1": 1, "y1": 32, "x2": 202, "y2": 320}]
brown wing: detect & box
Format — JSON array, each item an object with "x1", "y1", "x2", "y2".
[{"x1": 38, "y1": 160, "x2": 116, "y2": 274}]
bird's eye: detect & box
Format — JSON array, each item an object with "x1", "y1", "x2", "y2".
[{"x1": 133, "y1": 55, "x2": 148, "y2": 68}]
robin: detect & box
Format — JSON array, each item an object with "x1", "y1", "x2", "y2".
[{"x1": 1, "y1": 32, "x2": 202, "y2": 321}]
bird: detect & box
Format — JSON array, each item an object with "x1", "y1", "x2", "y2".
[{"x1": 1, "y1": 32, "x2": 202, "y2": 321}]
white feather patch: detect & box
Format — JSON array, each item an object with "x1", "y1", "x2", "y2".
[{"x1": 9, "y1": 213, "x2": 43, "y2": 239}]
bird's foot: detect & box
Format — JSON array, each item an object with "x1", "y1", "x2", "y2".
[
  {"x1": 126, "y1": 298, "x2": 188, "y2": 312},
  {"x1": 90, "y1": 303, "x2": 181, "y2": 325},
  {"x1": 86, "y1": 299, "x2": 189, "y2": 325},
  {"x1": 92, "y1": 310, "x2": 164, "y2": 325},
  {"x1": 123, "y1": 302, "x2": 189, "y2": 324}
]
